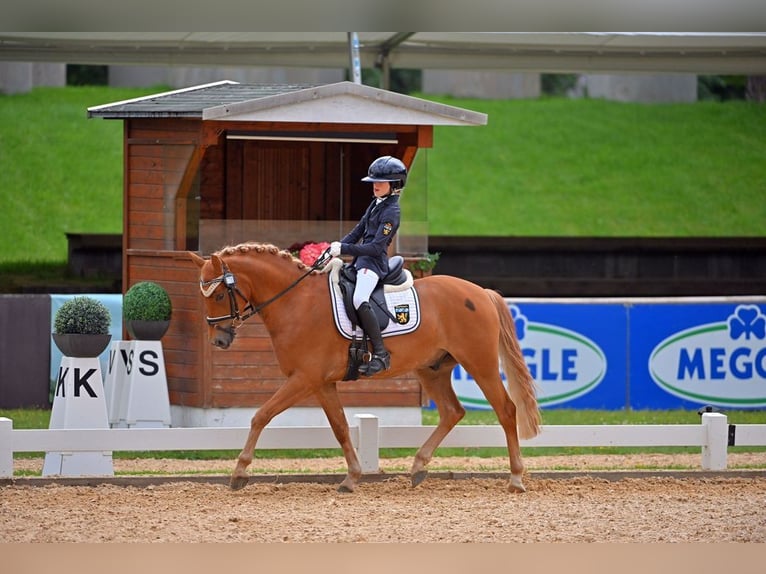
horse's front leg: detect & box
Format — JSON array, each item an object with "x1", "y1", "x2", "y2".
[
  {"x1": 231, "y1": 375, "x2": 315, "y2": 491},
  {"x1": 316, "y1": 382, "x2": 362, "y2": 493}
]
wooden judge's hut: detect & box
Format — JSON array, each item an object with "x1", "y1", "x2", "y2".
[{"x1": 88, "y1": 81, "x2": 487, "y2": 426}]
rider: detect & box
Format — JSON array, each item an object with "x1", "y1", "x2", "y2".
[{"x1": 329, "y1": 155, "x2": 406, "y2": 376}]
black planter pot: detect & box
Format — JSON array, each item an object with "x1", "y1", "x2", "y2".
[
  {"x1": 126, "y1": 319, "x2": 170, "y2": 341},
  {"x1": 52, "y1": 333, "x2": 112, "y2": 358}
]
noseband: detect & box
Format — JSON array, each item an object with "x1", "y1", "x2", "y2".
[{"x1": 199, "y1": 249, "x2": 332, "y2": 330}]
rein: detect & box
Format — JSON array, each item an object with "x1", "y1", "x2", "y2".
[{"x1": 200, "y1": 248, "x2": 332, "y2": 328}]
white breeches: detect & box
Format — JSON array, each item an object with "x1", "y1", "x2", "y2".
[{"x1": 353, "y1": 268, "x2": 380, "y2": 309}]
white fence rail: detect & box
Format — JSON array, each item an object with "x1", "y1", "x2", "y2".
[{"x1": 2, "y1": 413, "x2": 765, "y2": 479}]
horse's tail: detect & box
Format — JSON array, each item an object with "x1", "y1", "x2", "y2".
[{"x1": 486, "y1": 289, "x2": 541, "y2": 439}]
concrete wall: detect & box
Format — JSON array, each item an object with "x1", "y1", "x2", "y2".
[
  {"x1": 573, "y1": 73, "x2": 697, "y2": 103},
  {"x1": 0, "y1": 60, "x2": 697, "y2": 105},
  {"x1": 422, "y1": 69, "x2": 540, "y2": 99},
  {"x1": 0, "y1": 62, "x2": 66, "y2": 94},
  {"x1": 422, "y1": 71, "x2": 696, "y2": 102}
]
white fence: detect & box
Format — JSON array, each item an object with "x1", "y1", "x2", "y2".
[{"x1": 2, "y1": 413, "x2": 766, "y2": 478}]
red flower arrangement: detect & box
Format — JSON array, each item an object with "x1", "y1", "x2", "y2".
[{"x1": 288, "y1": 241, "x2": 331, "y2": 266}]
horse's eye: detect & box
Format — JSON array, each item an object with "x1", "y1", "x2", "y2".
[{"x1": 215, "y1": 292, "x2": 225, "y2": 302}]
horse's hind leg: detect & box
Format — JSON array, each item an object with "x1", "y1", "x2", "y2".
[
  {"x1": 230, "y1": 375, "x2": 315, "y2": 491},
  {"x1": 410, "y1": 362, "x2": 464, "y2": 487},
  {"x1": 316, "y1": 383, "x2": 362, "y2": 493},
  {"x1": 466, "y1": 368, "x2": 526, "y2": 493},
  {"x1": 494, "y1": 392, "x2": 526, "y2": 492}
]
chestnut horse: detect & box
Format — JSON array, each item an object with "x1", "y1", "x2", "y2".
[{"x1": 189, "y1": 243, "x2": 541, "y2": 493}]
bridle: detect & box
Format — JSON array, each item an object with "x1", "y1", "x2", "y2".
[
  {"x1": 200, "y1": 262, "x2": 256, "y2": 329},
  {"x1": 199, "y1": 249, "x2": 332, "y2": 331}
]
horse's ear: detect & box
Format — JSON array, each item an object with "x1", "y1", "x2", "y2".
[
  {"x1": 210, "y1": 254, "x2": 225, "y2": 276},
  {"x1": 188, "y1": 251, "x2": 206, "y2": 269}
]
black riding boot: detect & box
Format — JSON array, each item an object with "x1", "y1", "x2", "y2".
[{"x1": 356, "y1": 301, "x2": 390, "y2": 376}]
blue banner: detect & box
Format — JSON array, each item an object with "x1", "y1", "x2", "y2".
[
  {"x1": 446, "y1": 297, "x2": 766, "y2": 411},
  {"x1": 630, "y1": 302, "x2": 766, "y2": 410},
  {"x1": 451, "y1": 300, "x2": 628, "y2": 410}
]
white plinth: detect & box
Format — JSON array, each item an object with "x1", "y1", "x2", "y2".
[
  {"x1": 104, "y1": 340, "x2": 132, "y2": 428},
  {"x1": 124, "y1": 340, "x2": 171, "y2": 428},
  {"x1": 43, "y1": 355, "x2": 114, "y2": 477}
]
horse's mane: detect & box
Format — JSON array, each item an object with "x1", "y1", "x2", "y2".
[{"x1": 214, "y1": 242, "x2": 315, "y2": 273}]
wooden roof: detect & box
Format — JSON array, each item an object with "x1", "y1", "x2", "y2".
[
  {"x1": 87, "y1": 80, "x2": 488, "y2": 126},
  {"x1": 87, "y1": 81, "x2": 307, "y2": 119}
]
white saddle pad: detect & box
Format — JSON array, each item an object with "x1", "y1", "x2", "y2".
[{"x1": 324, "y1": 258, "x2": 421, "y2": 340}]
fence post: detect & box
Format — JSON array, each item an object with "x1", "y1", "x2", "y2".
[
  {"x1": 701, "y1": 412, "x2": 728, "y2": 471},
  {"x1": 355, "y1": 414, "x2": 380, "y2": 473},
  {"x1": 0, "y1": 417, "x2": 13, "y2": 478}
]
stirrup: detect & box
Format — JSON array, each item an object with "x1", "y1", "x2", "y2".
[{"x1": 359, "y1": 352, "x2": 390, "y2": 376}]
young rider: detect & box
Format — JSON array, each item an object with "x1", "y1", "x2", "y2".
[{"x1": 329, "y1": 155, "x2": 407, "y2": 376}]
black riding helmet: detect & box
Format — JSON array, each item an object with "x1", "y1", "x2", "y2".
[{"x1": 361, "y1": 156, "x2": 407, "y2": 191}]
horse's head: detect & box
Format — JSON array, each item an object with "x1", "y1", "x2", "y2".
[
  {"x1": 191, "y1": 243, "x2": 316, "y2": 349},
  {"x1": 190, "y1": 251, "x2": 254, "y2": 349}
]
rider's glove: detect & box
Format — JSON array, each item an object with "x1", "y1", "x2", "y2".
[{"x1": 329, "y1": 242, "x2": 342, "y2": 257}]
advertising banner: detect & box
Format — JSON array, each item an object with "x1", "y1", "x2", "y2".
[
  {"x1": 448, "y1": 297, "x2": 766, "y2": 411},
  {"x1": 451, "y1": 300, "x2": 628, "y2": 410},
  {"x1": 630, "y1": 302, "x2": 766, "y2": 410}
]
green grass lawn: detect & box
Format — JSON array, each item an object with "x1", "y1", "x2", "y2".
[
  {"x1": 421, "y1": 96, "x2": 766, "y2": 236},
  {"x1": 1, "y1": 87, "x2": 764, "y2": 268},
  {"x1": 0, "y1": 86, "x2": 163, "y2": 264}
]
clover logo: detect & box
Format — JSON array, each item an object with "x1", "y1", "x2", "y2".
[
  {"x1": 728, "y1": 305, "x2": 766, "y2": 341},
  {"x1": 509, "y1": 304, "x2": 528, "y2": 341}
]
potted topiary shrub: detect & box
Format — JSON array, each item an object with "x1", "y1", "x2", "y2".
[
  {"x1": 406, "y1": 252, "x2": 440, "y2": 279},
  {"x1": 123, "y1": 281, "x2": 172, "y2": 340},
  {"x1": 52, "y1": 295, "x2": 112, "y2": 357}
]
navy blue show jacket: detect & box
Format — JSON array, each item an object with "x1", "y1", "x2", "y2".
[{"x1": 340, "y1": 194, "x2": 400, "y2": 277}]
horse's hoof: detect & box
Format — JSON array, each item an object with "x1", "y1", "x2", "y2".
[
  {"x1": 230, "y1": 475, "x2": 250, "y2": 491},
  {"x1": 337, "y1": 482, "x2": 355, "y2": 493},
  {"x1": 411, "y1": 470, "x2": 428, "y2": 487},
  {"x1": 508, "y1": 475, "x2": 526, "y2": 493}
]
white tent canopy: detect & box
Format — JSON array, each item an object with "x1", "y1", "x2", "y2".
[{"x1": 1, "y1": 32, "x2": 765, "y2": 75}]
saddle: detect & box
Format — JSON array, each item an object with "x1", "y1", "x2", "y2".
[
  {"x1": 331, "y1": 255, "x2": 414, "y2": 381},
  {"x1": 337, "y1": 255, "x2": 409, "y2": 331}
]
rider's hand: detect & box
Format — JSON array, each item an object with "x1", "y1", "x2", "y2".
[{"x1": 329, "y1": 242, "x2": 342, "y2": 257}]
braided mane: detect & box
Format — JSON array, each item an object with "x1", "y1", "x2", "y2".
[{"x1": 214, "y1": 242, "x2": 314, "y2": 273}]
